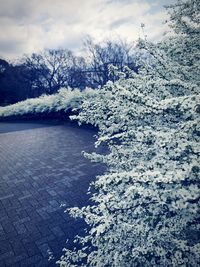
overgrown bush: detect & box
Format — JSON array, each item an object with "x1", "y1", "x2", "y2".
[{"x1": 0, "y1": 87, "x2": 96, "y2": 118}]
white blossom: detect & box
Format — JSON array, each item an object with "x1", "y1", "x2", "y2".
[{"x1": 59, "y1": 1, "x2": 200, "y2": 266}]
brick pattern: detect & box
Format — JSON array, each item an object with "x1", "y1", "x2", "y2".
[{"x1": 0, "y1": 123, "x2": 105, "y2": 266}]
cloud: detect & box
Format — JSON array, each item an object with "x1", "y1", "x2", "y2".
[{"x1": 0, "y1": 0, "x2": 176, "y2": 60}]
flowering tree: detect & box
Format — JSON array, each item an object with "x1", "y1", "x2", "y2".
[{"x1": 58, "y1": 1, "x2": 200, "y2": 266}]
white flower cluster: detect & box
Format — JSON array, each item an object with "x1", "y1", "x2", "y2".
[
  {"x1": 58, "y1": 1, "x2": 200, "y2": 266},
  {"x1": 0, "y1": 87, "x2": 96, "y2": 117}
]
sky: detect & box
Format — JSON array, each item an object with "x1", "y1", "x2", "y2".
[{"x1": 0, "y1": 0, "x2": 177, "y2": 60}]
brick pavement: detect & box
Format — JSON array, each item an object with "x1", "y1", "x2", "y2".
[{"x1": 0, "y1": 122, "x2": 105, "y2": 266}]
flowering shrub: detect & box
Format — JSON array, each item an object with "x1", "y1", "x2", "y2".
[
  {"x1": 0, "y1": 87, "x2": 96, "y2": 118},
  {"x1": 58, "y1": 1, "x2": 200, "y2": 266}
]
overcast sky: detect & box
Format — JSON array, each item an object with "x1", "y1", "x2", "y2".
[{"x1": 0, "y1": 0, "x2": 177, "y2": 60}]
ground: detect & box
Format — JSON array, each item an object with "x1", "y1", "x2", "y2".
[{"x1": 0, "y1": 121, "x2": 105, "y2": 267}]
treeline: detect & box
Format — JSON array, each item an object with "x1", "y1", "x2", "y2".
[{"x1": 0, "y1": 38, "x2": 137, "y2": 105}]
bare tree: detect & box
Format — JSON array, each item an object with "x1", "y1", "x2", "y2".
[
  {"x1": 22, "y1": 49, "x2": 77, "y2": 94},
  {"x1": 84, "y1": 37, "x2": 136, "y2": 87}
]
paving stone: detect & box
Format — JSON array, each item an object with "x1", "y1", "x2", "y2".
[
  {"x1": 34, "y1": 259, "x2": 50, "y2": 267},
  {"x1": 6, "y1": 262, "x2": 21, "y2": 267},
  {"x1": 14, "y1": 222, "x2": 27, "y2": 234},
  {"x1": 19, "y1": 254, "x2": 43, "y2": 266},
  {"x1": 5, "y1": 252, "x2": 28, "y2": 266},
  {"x1": 3, "y1": 229, "x2": 18, "y2": 240},
  {"x1": 35, "y1": 234, "x2": 56, "y2": 246},
  {"x1": 0, "y1": 194, "x2": 14, "y2": 200},
  {"x1": 0, "y1": 251, "x2": 15, "y2": 261},
  {"x1": 0, "y1": 122, "x2": 105, "y2": 266},
  {"x1": 10, "y1": 239, "x2": 27, "y2": 255},
  {"x1": 25, "y1": 242, "x2": 41, "y2": 257},
  {"x1": 37, "y1": 225, "x2": 52, "y2": 237},
  {"x1": 51, "y1": 225, "x2": 65, "y2": 237},
  {"x1": 1, "y1": 221, "x2": 16, "y2": 233},
  {"x1": 38, "y1": 243, "x2": 50, "y2": 257},
  {"x1": 0, "y1": 242, "x2": 12, "y2": 254}
]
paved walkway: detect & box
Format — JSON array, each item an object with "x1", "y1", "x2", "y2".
[{"x1": 0, "y1": 122, "x2": 105, "y2": 266}]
